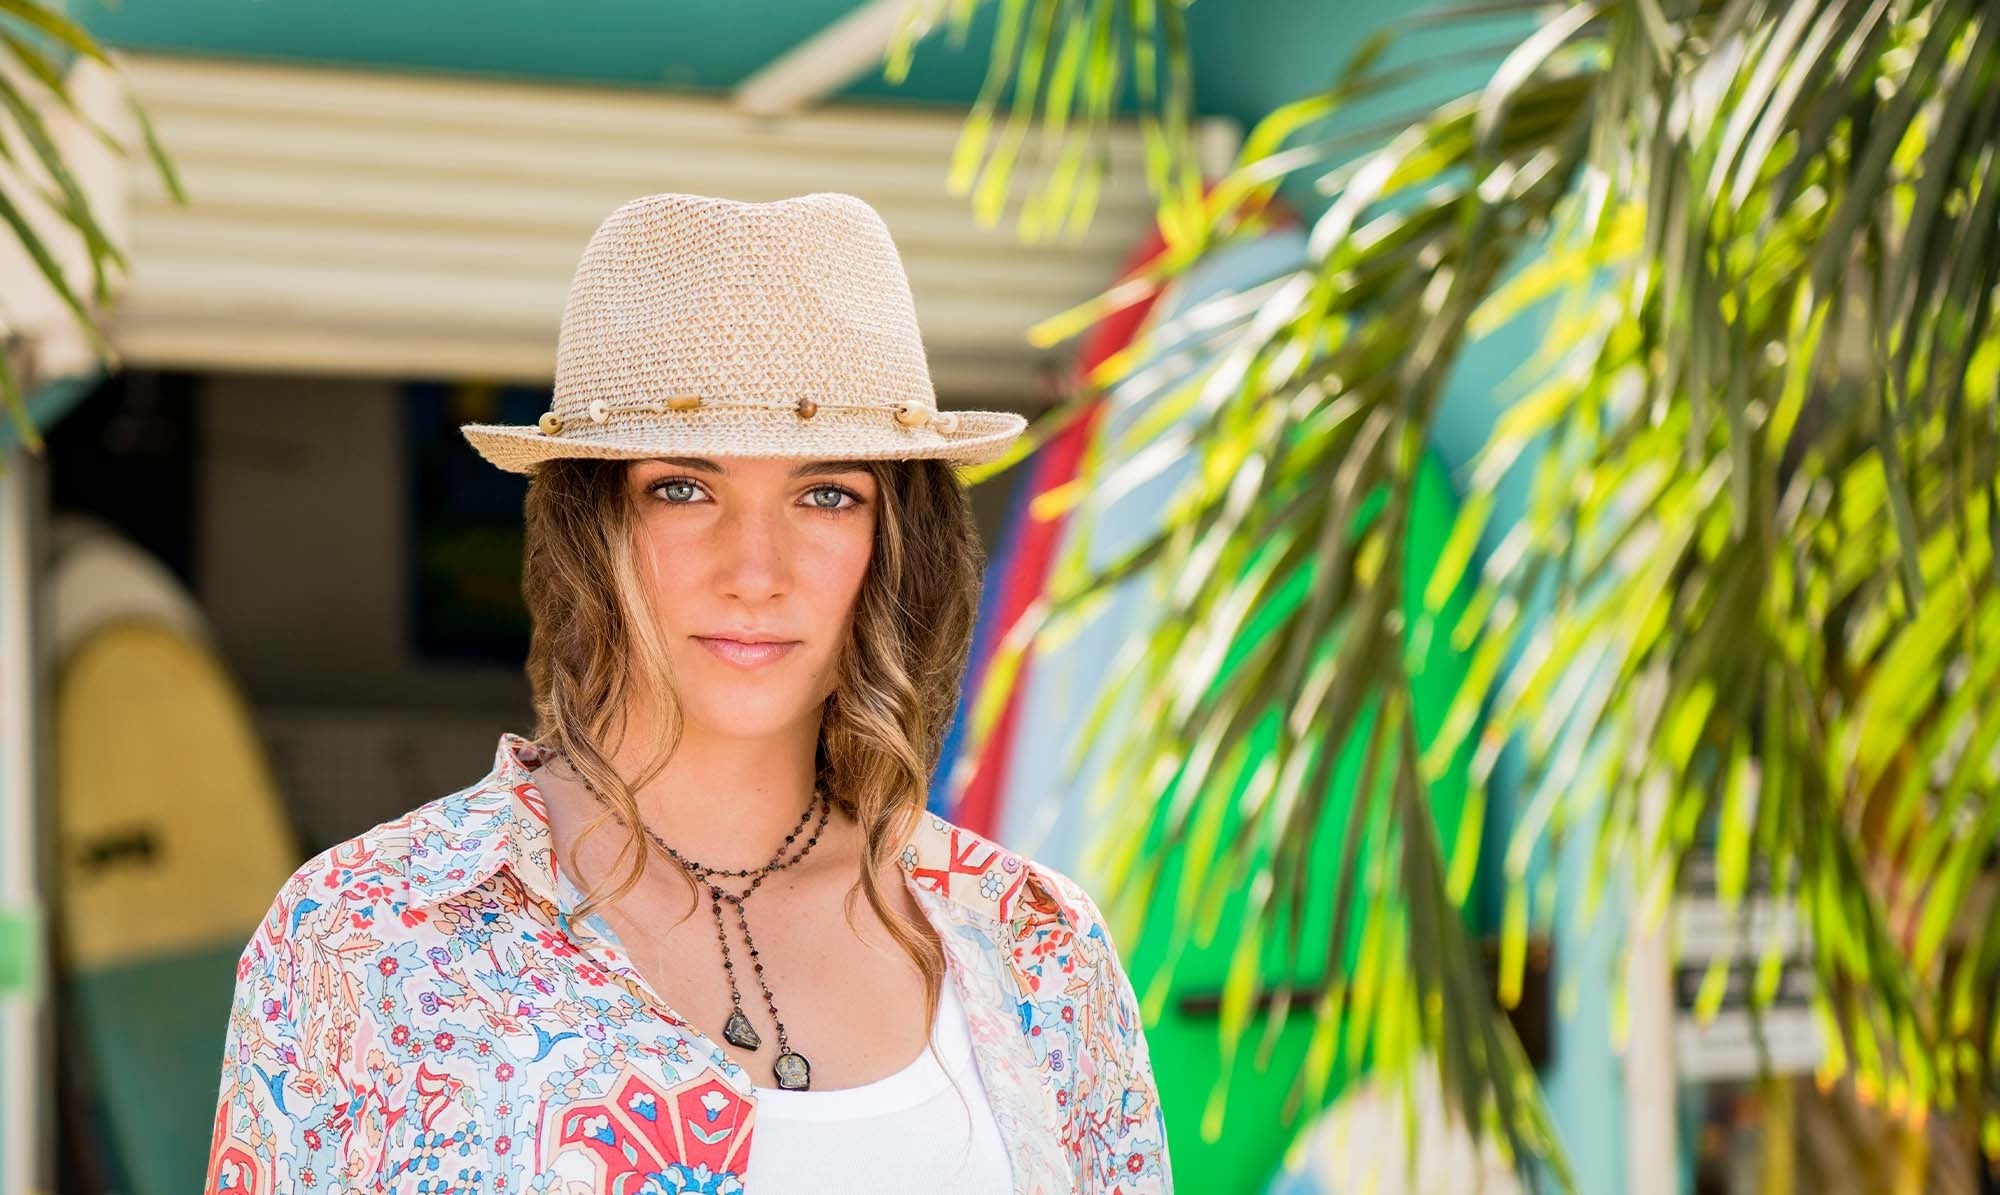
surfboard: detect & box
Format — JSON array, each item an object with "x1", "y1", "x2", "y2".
[{"x1": 47, "y1": 515, "x2": 302, "y2": 1195}]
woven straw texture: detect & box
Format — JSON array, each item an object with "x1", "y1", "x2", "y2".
[{"x1": 461, "y1": 191, "x2": 1028, "y2": 472}]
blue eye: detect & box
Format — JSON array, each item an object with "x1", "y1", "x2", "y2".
[
  {"x1": 644, "y1": 478, "x2": 865, "y2": 514},
  {"x1": 807, "y1": 485, "x2": 862, "y2": 512},
  {"x1": 651, "y1": 478, "x2": 703, "y2": 504}
]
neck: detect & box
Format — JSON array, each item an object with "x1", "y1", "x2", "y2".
[{"x1": 559, "y1": 714, "x2": 841, "y2": 874}]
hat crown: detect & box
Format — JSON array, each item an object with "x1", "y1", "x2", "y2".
[
  {"x1": 457, "y1": 189, "x2": 1026, "y2": 472},
  {"x1": 552, "y1": 191, "x2": 935, "y2": 418}
]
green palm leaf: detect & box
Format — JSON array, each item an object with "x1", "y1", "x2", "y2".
[
  {"x1": 895, "y1": 0, "x2": 2000, "y2": 1185},
  {"x1": 0, "y1": 1, "x2": 183, "y2": 461}
]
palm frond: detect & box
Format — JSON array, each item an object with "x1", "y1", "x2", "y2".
[
  {"x1": 0, "y1": 0, "x2": 183, "y2": 461},
  {"x1": 908, "y1": 0, "x2": 2000, "y2": 1185}
]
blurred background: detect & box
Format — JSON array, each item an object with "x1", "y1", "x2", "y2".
[{"x1": 2, "y1": 1, "x2": 1997, "y2": 1193}]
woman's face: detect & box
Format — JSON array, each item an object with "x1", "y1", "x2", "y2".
[{"x1": 626, "y1": 455, "x2": 878, "y2": 740}]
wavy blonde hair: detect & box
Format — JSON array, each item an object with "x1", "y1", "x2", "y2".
[{"x1": 519, "y1": 454, "x2": 986, "y2": 1102}]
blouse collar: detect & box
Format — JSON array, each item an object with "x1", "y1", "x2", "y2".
[{"x1": 395, "y1": 731, "x2": 1053, "y2": 939}]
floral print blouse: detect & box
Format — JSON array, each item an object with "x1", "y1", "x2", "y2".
[{"x1": 204, "y1": 732, "x2": 1172, "y2": 1193}]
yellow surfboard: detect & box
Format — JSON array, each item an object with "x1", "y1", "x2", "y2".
[
  {"x1": 50, "y1": 517, "x2": 301, "y2": 1195},
  {"x1": 56, "y1": 620, "x2": 300, "y2": 967}
]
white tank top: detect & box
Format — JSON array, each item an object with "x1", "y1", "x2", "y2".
[{"x1": 744, "y1": 960, "x2": 1016, "y2": 1193}]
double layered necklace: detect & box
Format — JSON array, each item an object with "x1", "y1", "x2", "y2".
[{"x1": 560, "y1": 750, "x2": 831, "y2": 1091}]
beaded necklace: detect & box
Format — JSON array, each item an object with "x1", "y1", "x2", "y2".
[{"x1": 557, "y1": 748, "x2": 832, "y2": 1090}]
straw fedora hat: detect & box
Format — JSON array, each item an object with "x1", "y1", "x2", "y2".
[{"x1": 460, "y1": 191, "x2": 1028, "y2": 472}]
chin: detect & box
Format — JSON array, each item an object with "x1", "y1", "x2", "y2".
[
  {"x1": 669, "y1": 643, "x2": 829, "y2": 733},
  {"x1": 679, "y1": 692, "x2": 819, "y2": 739}
]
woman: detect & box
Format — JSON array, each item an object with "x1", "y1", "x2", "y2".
[{"x1": 203, "y1": 191, "x2": 1172, "y2": 1194}]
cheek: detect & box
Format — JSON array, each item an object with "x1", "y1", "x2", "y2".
[
  {"x1": 817, "y1": 523, "x2": 875, "y2": 598},
  {"x1": 798, "y1": 525, "x2": 874, "y2": 640},
  {"x1": 632, "y1": 526, "x2": 700, "y2": 628}
]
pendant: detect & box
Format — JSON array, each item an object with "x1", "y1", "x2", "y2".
[
  {"x1": 722, "y1": 1008, "x2": 762, "y2": 1050},
  {"x1": 774, "y1": 1050, "x2": 811, "y2": 1090}
]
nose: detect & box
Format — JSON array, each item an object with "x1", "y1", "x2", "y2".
[{"x1": 713, "y1": 503, "x2": 791, "y2": 601}]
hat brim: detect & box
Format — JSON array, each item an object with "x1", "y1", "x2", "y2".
[{"x1": 460, "y1": 408, "x2": 1029, "y2": 474}]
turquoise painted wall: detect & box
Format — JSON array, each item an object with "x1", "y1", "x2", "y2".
[
  {"x1": 69, "y1": 0, "x2": 1134, "y2": 111},
  {"x1": 68, "y1": 0, "x2": 1519, "y2": 128}
]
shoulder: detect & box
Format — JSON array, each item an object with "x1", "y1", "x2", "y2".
[
  {"x1": 898, "y1": 810, "x2": 1117, "y2": 953},
  {"x1": 245, "y1": 785, "x2": 486, "y2": 959},
  {"x1": 247, "y1": 771, "x2": 512, "y2": 971}
]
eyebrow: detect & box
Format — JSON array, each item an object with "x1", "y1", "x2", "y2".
[{"x1": 642, "y1": 456, "x2": 873, "y2": 479}]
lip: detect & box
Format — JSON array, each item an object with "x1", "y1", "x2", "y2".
[{"x1": 694, "y1": 635, "x2": 801, "y2": 668}]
